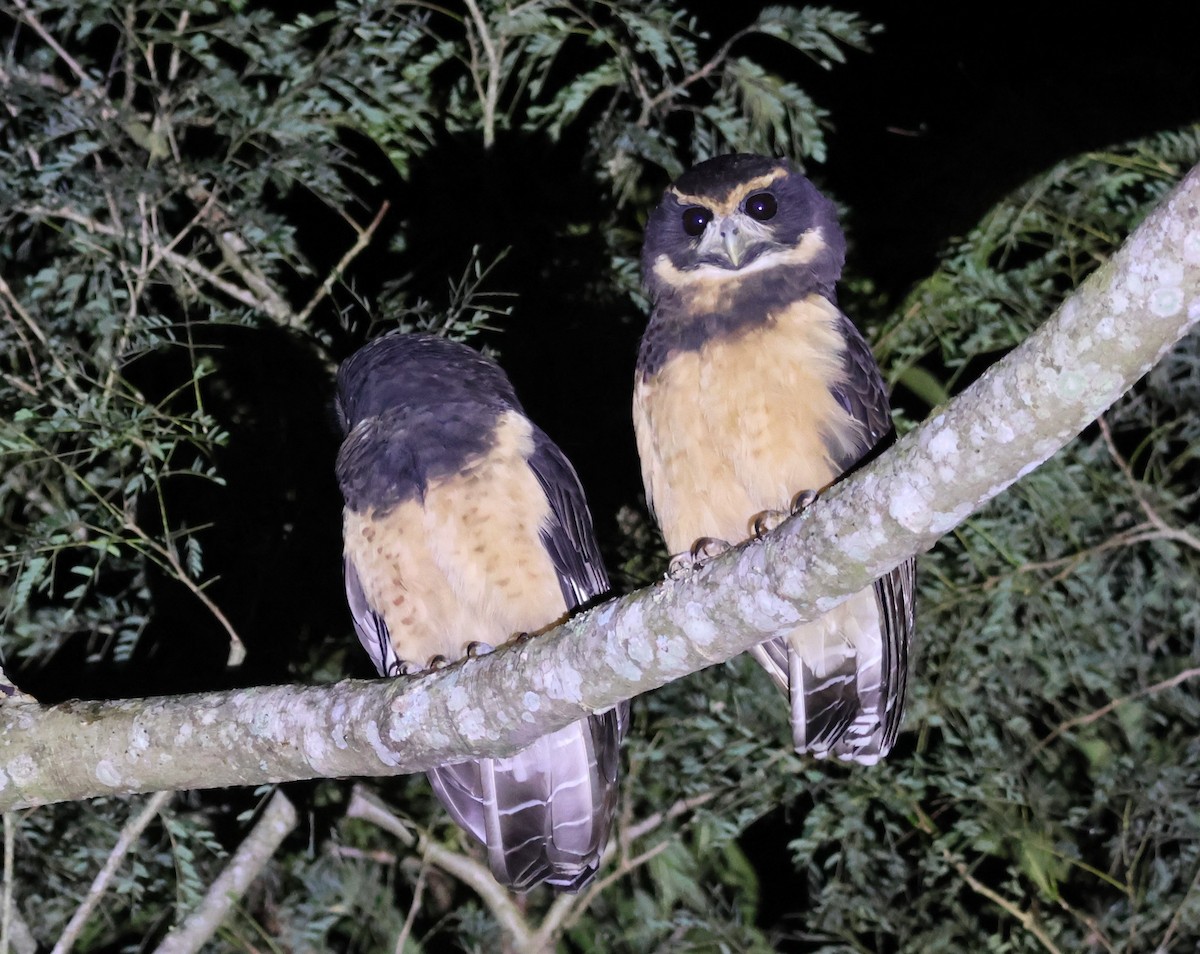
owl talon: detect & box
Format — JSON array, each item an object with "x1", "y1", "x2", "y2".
[
  {"x1": 752, "y1": 509, "x2": 789, "y2": 538},
  {"x1": 753, "y1": 491, "x2": 817, "y2": 537},
  {"x1": 791, "y1": 489, "x2": 819, "y2": 514},
  {"x1": 666, "y1": 551, "x2": 695, "y2": 580},
  {"x1": 666, "y1": 537, "x2": 730, "y2": 579},
  {"x1": 426, "y1": 654, "x2": 451, "y2": 670},
  {"x1": 692, "y1": 536, "x2": 731, "y2": 561},
  {"x1": 466, "y1": 641, "x2": 495, "y2": 658}
]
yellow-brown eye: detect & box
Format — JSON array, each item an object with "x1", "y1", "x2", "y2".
[
  {"x1": 682, "y1": 206, "x2": 713, "y2": 236},
  {"x1": 744, "y1": 192, "x2": 777, "y2": 221}
]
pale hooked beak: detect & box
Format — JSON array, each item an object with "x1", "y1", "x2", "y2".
[
  {"x1": 695, "y1": 215, "x2": 754, "y2": 269},
  {"x1": 722, "y1": 227, "x2": 747, "y2": 268}
]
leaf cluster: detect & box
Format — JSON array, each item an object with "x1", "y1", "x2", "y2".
[{"x1": 12, "y1": 794, "x2": 227, "y2": 947}]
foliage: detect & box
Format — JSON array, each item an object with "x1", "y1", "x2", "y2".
[
  {"x1": 1, "y1": 0, "x2": 1197, "y2": 952},
  {"x1": 12, "y1": 793, "x2": 228, "y2": 946},
  {"x1": 876, "y1": 127, "x2": 1200, "y2": 404},
  {"x1": 327, "y1": 2, "x2": 874, "y2": 188}
]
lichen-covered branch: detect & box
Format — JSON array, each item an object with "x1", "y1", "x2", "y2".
[{"x1": 0, "y1": 164, "x2": 1197, "y2": 814}]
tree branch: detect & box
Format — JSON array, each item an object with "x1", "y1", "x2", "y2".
[
  {"x1": 50, "y1": 791, "x2": 173, "y2": 954},
  {"x1": 1, "y1": 163, "x2": 1198, "y2": 813},
  {"x1": 293, "y1": 200, "x2": 391, "y2": 328},
  {"x1": 348, "y1": 780, "x2": 717, "y2": 953},
  {"x1": 10, "y1": 0, "x2": 92, "y2": 87},
  {"x1": 152, "y1": 790, "x2": 297, "y2": 954},
  {"x1": 1033, "y1": 664, "x2": 1200, "y2": 754},
  {"x1": 462, "y1": 0, "x2": 503, "y2": 148},
  {"x1": 1097, "y1": 414, "x2": 1200, "y2": 553},
  {"x1": 912, "y1": 804, "x2": 1065, "y2": 954},
  {"x1": 1, "y1": 812, "x2": 38, "y2": 954}
]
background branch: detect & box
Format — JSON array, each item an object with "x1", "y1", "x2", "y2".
[
  {"x1": 50, "y1": 791, "x2": 173, "y2": 954},
  {"x1": 1, "y1": 813, "x2": 37, "y2": 954},
  {"x1": 152, "y1": 790, "x2": 297, "y2": 954}
]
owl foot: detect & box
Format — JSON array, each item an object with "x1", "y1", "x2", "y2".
[
  {"x1": 667, "y1": 536, "x2": 731, "y2": 579},
  {"x1": 751, "y1": 509, "x2": 788, "y2": 539},
  {"x1": 790, "y1": 489, "x2": 820, "y2": 514},
  {"x1": 752, "y1": 489, "x2": 820, "y2": 539}
]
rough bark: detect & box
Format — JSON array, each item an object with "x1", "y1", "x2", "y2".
[{"x1": 1, "y1": 164, "x2": 1197, "y2": 813}]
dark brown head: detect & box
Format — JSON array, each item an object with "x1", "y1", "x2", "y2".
[{"x1": 637, "y1": 155, "x2": 847, "y2": 375}]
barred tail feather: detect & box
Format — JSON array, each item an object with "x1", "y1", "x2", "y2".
[
  {"x1": 427, "y1": 707, "x2": 624, "y2": 892},
  {"x1": 750, "y1": 560, "x2": 914, "y2": 765},
  {"x1": 790, "y1": 645, "x2": 860, "y2": 757},
  {"x1": 876, "y1": 556, "x2": 916, "y2": 755}
]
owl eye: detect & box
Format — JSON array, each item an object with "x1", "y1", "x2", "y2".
[
  {"x1": 744, "y1": 192, "x2": 777, "y2": 221},
  {"x1": 681, "y1": 206, "x2": 713, "y2": 237}
]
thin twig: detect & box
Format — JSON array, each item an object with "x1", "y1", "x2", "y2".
[
  {"x1": 393, "y1": 852, "x2": 429, "y2": 954},
  {"x1": 1098, "y1": 416, "x2": 1200, "y2": 553},
  {"x1": 10, "y1": 0, "x2": 91, "y2": 84},
  {"x1": 20, "y1": 202, "x2": 277, "y2": 324},
  {"x1": 1055, "y1": 896, "x2": 1116, "y2": 954},
  {"x1": 0, "y1": 275, "x2": 84, "y2": 397},
  {"x1": 50, "y1": 791, "x2": 173, "y2": 954},
  {"x1": 1034, "y1": 665, "x2": 1200, "y2": 754},
  {"x1": 18, "y1": 203, "x2": 119, "y2": 236},
  {"x1": 949, "y1": 853, "x2": 1064, "y2": 954},
  {"x1": 623, "y1": 790, "x2": 716, "y2": 846},
  {"x1": 161, "y1": 246, "x2": 274, "y2": 318},
  {"x1": 1156, "y1": 857, "x2": 1200, "y2": 953},
  {"x1": 153, "y1": 790, "x2": 297, "y2": 954},
  {"x1": 983, "y1": 416, "x2": 1200, "y2": 589},
  {"x1": 912, "y1": 805, "x2": 1064, "y2": 954},
  {"x1": 0, "y1": 815, "x2": 33, "y2": 954},
  {"x1": 2, "y1": 813, "x2": 12, "y2": 954},
  {"x1": 293, "y1": 200, "x2": 390, "y2": 328},
  {"x1": 537, "y1": 843, "x2": 670, "y2": 948},
  {"x1": 143, "y1": 188, "x2": 221, "y2": 277},
  {"x1": 123, "y1": 518, "x2": 246, "y2": 667},
  {"x1": 636, "y1": 28, "x2": 752, "y2": 127},
  {"x1": 462, "y1": 0, "x2": 501, "y2": 147},
  {"x1": 330, "y1": 845, "x2": 398, "y2": 865},
  {"x1": 120, "y1": 2, "x2": 137, "y2": 110},
  {"x1": 167, "y1": 11, "x2": 189, "y2": 83},
  {"x1": 208, "y1": 227, "x2": 293, "y2": 325},
  {"x1": 996, "y1": 523, "x2": 1183, "y2": 587},
  {"x1": 535, "y1": 789, "x2": 717, "y2": 945}
]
